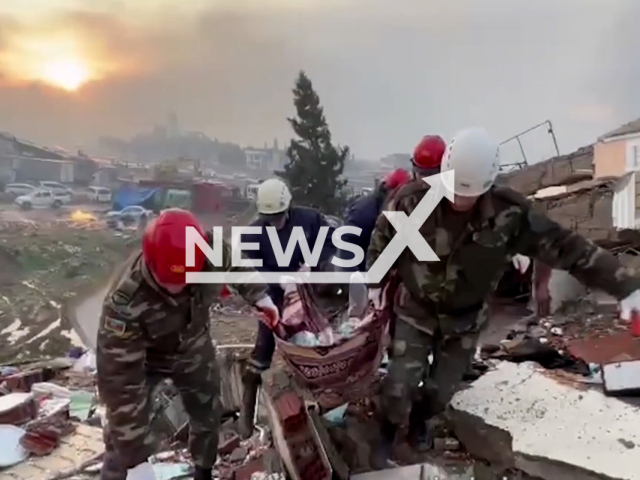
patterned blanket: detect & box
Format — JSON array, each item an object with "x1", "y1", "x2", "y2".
[{"x1": 273, "y1": 277, "x2": 397, "y2": 409}]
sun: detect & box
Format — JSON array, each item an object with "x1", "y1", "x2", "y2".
[{"x1": 41, "y1": 57, "x2": 91, "y2": 91}]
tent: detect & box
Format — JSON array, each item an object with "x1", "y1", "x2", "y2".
[{"x1": 112, "y1": 186, "x2": 159, "y2": 211}]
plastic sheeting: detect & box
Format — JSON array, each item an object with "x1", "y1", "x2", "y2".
[{"x1": 112, "y1": 186, "x2": 159, "y2": 211}]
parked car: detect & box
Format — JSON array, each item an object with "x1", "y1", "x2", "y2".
[
  {"x1": 87, "y1": 186, "x2": 112, "y2": 203},
  {"x1": 106, "y1": 205, "x2": 153, "y2": 227},
  {"x1": 14, "y1": 189, "x2": 70, "y2": 210},
  {"x1": 39, "y1": 181, "x2": 74, "y2": 196},
  {"x1": 53, "y1": 191, "x2": 73, "y2": 204},
  {"x1": 5, "y1": 183, "x2": 37, "y2": 197}
]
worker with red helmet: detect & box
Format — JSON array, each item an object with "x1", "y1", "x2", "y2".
[
  {"x1": 411, "y1": 134, "x2": 447, "y2": 178},
  {"x1": 336, "y1": 135, "x2": 446, "y2": 272},
  {"x1": 96, "y1": 208, "x2": 277, "y2": 480}
]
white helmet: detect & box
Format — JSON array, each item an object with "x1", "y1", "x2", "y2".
[
  {"x1": 440, "y1": 127, "x2": 500, "y2": 197},
  {"x1": 256, "y1": 178, "x2": 292, "y2": 214}
]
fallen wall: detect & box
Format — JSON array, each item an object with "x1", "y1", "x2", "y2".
[
  {"x1": 533, "y1": 181, "x2": 616, "y2": 243},
  {"x1": 450, "y1": 361, "x2": 640, "y2": 480}
]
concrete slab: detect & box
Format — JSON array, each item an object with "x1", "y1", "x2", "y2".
[{"x1": 450, "y1": 361, "x2": 640, "y2": 480}]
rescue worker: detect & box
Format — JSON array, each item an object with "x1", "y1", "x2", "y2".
[
  {"x1": 97, "y1": 209, "x2": 279, "y2": 480},
  {"x1": 338, "y1": 135, "x2": 446, "y2": 272},
  {"x1": 238, "y1": 178, "x2": 337, "y2": 438},
  {"x1": 338, "y1": 168, "x2": 412, "y2": 272},
  {"x1": 367, "y1": 127, "x2": 640, "y2": 468},
  {"x1": 410, "y1": 134, "x2": 447, "y2": 178}
]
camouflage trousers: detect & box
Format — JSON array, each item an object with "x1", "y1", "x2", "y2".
[
  {"x1": 100, "y1": 337, "x2": 221, "y2": 480},
  {"x1": 380, "y1": 318, "x2": 479, "y2": 426}
]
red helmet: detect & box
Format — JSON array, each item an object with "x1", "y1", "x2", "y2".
[
  {"x1": 412, "y1": 135, "x2": 446, "y2": 172},
  {"x1": 383, "y1": 168, "x2": 412, "y2": 190},
  {"x1": 142, "y1": 208, "x2": 207, "y2": 287}
]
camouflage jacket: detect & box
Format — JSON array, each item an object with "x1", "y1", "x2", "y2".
[
  {"x1": 96, "y1": 237, "x2": 268, "y2": 375},
  {"x1": 367, "y1": 180, "x2": 640, "y2": 315}
]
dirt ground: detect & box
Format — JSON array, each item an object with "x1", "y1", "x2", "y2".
[
  {"x1": 0, "y1": 203, "x2": 138, "y2": 361},
  {"x1": 0, "y1": 204, "x2": 259, "y2": 364}
]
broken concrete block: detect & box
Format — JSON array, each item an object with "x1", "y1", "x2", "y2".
[
  {"x1": 262, "y1": 369, "x2": 332, "y2": 480},
  {"x1": 446, "y1": 409, "x2": 514, "y2": 470},
  {"x1": 308, "y1": 408, "x2": 349, "y2": 479},
  {"x1": 0, "y1": 392, "x2": 37, "y2": 425},
  {"x1": 450, "y1": 361, "x2": 640, "y2": 480},
  {"x1": 602, "y1": 359, "x2": 640, "y2": 396}
]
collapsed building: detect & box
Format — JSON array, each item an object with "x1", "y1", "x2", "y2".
[{"x1": 498, "y1": 120, "x2": 640, "y2": 312}]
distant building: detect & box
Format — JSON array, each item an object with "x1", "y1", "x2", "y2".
[
  {"x1": 0, "y1": 132, "x2": 101, "y2": 184},
  {"x1": 245, "y1": 149, "x2": 272, "y2": 170},
  {"x1": 93, "y1": 166, "x2": 119, "y2": 186},
  {"x1": 244, "y1": 141, "x2": 287, "y2": 171},
  {"x1": 13, "y1": 158, "x2": 75, "y2": 183}
]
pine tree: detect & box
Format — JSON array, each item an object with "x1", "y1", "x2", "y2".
[{"x1": 279, "y1": 70, "x2": 349, "y2": 215}]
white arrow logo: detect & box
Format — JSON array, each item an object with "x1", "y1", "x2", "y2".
[
  {"x1": 186, "y1": 170, "x2": 455, "y2": 284},
  {"x1": 364, "y1": 169, "x2": 455, "y2": 283}
]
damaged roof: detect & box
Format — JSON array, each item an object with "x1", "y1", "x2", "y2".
[
  {"x1": 497, "y1": 145, "x2": 594, "y2": 196},
  {"x1": 599, "y1": 118, "x2": 640, "y2": 141}
]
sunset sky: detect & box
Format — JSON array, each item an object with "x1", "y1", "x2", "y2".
[{"x1": 0, "y1": 0, "x2": 638, "y2": 159}]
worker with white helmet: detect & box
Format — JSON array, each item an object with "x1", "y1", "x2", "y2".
[
  {"x1": 237, "y1": 177, "x2": 337, "y2": 437},
  {"x1": 366, "y1": 127, "x2": 640, "y2": 468}
]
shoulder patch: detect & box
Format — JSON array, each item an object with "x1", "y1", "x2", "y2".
[
  {"x1": 111, "y1": 291, "x2": 131, "y2": 306},
  {"x1": 104, "y1": 316, "x2": 128, "y2": 336}
]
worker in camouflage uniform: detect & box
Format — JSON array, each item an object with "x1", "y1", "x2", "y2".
[
  {"x1": 238, "y1": 178, "x2": 337, "y2": 438},
  {"x1": 97, "y1": 209, "x2": 279, "y2": 480},
  {"x1": 367, "y1": 127, "x2": 640, "y2": 469}
]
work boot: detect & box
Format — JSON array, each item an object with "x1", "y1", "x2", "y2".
[
  {"x1": 370, "y1": 419, "x2": 397, "y2": 470},
  {"x1": 193, "y1": 467, "x2": 213, "y2": 480},
  {"x1": 407, "y1": 402, "x2": 434, "y2": 452},
  {"x1": 238, "y1": 370, "x2": 261, "y2": 439},
  {"x1": 407, "y1": 420, "x2": 434, "y2": 452}
]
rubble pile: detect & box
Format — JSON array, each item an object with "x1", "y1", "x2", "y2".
[
  {"x1": 0, "y1": 347, "x2": 286, "y2": 480},
  {"x1": 479, "y1": 296, "x2": 638, "y2": 388}
]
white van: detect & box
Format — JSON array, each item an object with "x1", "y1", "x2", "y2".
[{"x1": 87, "y1": 186, "x2": 112, "y2": 203}]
